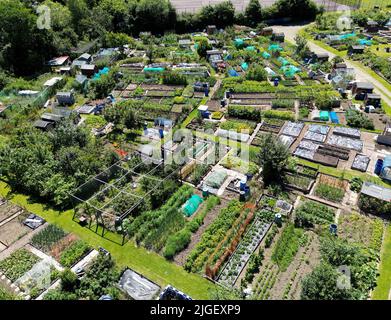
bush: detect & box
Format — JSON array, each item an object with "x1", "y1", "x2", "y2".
[
  {"x1": 350, "y1": 177, "x2": 363, "y2": 192},
  {"x1": 346, "y1": 109, "x2": 374, "y2": 130},
  {"x1": 246, "y1": 64, "x2": 268, "y2": 81},
  {"x1": 228, "y1": 105, "x2": 261, "y2": 121}
]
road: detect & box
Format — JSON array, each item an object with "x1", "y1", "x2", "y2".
[
  {"x1": 170, "y1": 0, "x2": 351, "y2": 13},
  {"x1": 273, "y1": 25, "x2": 391, "y2": 107}
]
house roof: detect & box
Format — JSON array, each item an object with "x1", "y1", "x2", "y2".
[
  {"x1": 361, "y1": 181, "x2": 391, "y2": 202},
  {"x1": 367, "y1": 20, "x2": 378, "y2": 26},
  {"x1": 56, "y1": 92, "x2": 73, "y2": 97},
  {"x1": 75, "y1": 74, "x2": 88, "y2": 84},
  {"x1": 43, "y1": 77, "x2": 62, "y2": 87}
]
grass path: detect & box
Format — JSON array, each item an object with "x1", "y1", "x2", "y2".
[
  {"x1": 0, "y1": 181, "x2": 215, "y2": 299},
  {"x1": 372, "y1": 224, "x2": 391, "y2": 300}
]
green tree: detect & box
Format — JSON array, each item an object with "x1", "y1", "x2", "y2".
[
  {"x1": 256, "y1": 133, "x2": 290, "y2": 185},
  {"x1": 245, "y1": 0, "x2": 263, "y2": 27}
]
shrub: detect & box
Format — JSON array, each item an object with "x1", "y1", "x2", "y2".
[
  {"x1": 350, "y1": 177, "x2": 363, "y2": 192},
  {"x1": 346, "y1": 109, "x2": 374, "y2": 130}
]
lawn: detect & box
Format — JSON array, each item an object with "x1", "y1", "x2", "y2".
[
  {"x1": 0, "y1": 181, "x2": 215, "y2": 299},
  {"x1": 372, "y1": 224, "x2": 391, "y2": 300}
]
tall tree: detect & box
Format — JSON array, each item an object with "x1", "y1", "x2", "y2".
[
  {"x1": 256, "y1": 133, "x2": 290, "y2": 185},
  {"x1": 245, "y1": 0, "x2": 263, "y2": 27}
]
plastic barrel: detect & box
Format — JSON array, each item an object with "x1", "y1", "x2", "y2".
[
  {"x1": 239, "y1": 190, "x2": 246, "y2": 202},
  {"x1": 159, "y1": 128, "x2": 164, "y2": 139},
  {"x1": 202, "y1": 187, "x2": 209, "y2": 198},
  {"x1": 240, "y1": 178, "x2": 247, "y2": 191},
  {"x1": 274, "y1": 213, "x2": 282, "y2": 227},
  {"x1": 330, "y1": 224, "x2": 338, "y2": 235}
]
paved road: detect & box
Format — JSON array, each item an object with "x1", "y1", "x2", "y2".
[
  {"x1": 170, "y1": 0, "x2": 351, "y2": 13},
  {"x1": 273, "y1": 25, "x2": 391, "y2": 107}
]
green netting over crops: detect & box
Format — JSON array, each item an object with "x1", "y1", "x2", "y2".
[
  {"x1": 268, "y1": 44, "x2": 283, "y2": 52},
  {"x1": 280, "y1": 65, "x2": 300, "y2": 78},
  {"x1": 262, "y1": 52, "x2": 271, "y2": 59},
  {"x1": 241, "y1": 62, "x2": 249, "y2": 71},
  {"x1": 183, "y1": 194, "x2": 203, "y2": 217},
  {"x1": 277, "y1": 57, "x2": 289, "y2": 66},
  {"x1": 246, "y1": 46, "x2": 256, "y2": 51},
  {"x1": 339, "y1": 33, "x2": 355, "y2": 40},
  {"x1": 234, "y1": 38, "x2": 245, "y2": 48}
]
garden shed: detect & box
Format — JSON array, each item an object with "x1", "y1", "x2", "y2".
[
  {"x1": 360, "y1": 182, "x2": 391, "y2": 203},
  {"x1": 380, "y1": 156, "x2": 391, "y2": 182}
]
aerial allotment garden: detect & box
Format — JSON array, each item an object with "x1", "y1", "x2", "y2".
[{"x1": 1, "y1": 4, "x2": 391, "y2": 301}]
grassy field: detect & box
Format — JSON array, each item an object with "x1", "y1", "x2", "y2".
[
  {"x1": 0, "y1": 181, "x2": 215, "y2": 299},
  {"x1": 372, "y1": 224, "x2": 391, "y2": 300}
]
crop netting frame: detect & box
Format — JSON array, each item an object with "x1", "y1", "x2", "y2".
[{"x1": 70, "y1": 154, "x2": 179, "y2": 244}]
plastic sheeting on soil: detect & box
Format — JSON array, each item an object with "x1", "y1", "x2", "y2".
[
  {"x1": 118, "y1": 269, "x2": 160, "y2": 300},
  {"x1": 351, "y1": 154, "x2": 370, "y2": 172},
  {"x1": 294, "y1": 147, "x2": 316, "y2": 160},
  {"x1": 298, "y1": 139, "x2": 320, "y2": 151},
  {"x1": 308, "y1": 124, "x2": 330, "y2": 135},
  {"x1": 282, "y1": 121, "x2": 305, "y2": 137},
  {"x1": 327, "y1": 134, "x2": 363, "y2": 151},
  {"x1": 216, "y1": 128, "x2": 250, "y2": 142},
  {"x1": 333, "y1": 127, "x2": 361, "y2": 139},
  {"x1": 279, "y1": 134, "x2": 295, "y2": 148},
  {"x1": 304, "y1": 131, "x2": 327, "y2": 143}
]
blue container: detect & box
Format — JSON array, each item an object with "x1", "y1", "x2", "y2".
[
  {"x1": 274, "y1": 78, "x2": 279, "y2": 86},
  {"x1": 375, "y1": 159, "x2": 384, "y2": 175},
  {"x1": 246, "y1": 173, "x2": 253, "y2": 181},
  {"x1": 240, "y1": 178, "x2": 247, "y2": 191},
  {"x1": 244, "y1": 186, "x2": 250, "y2": 196},
  {"x1": 159, "y1": 128, "x2": 164, "y2": 139},
  {"x1": 205, "y1": 88, "x2": 209, "y2": 97}
]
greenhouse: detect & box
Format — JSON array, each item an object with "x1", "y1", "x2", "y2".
[{"x1": 380, "y1": 155, "x2": 391, "y2": 182}]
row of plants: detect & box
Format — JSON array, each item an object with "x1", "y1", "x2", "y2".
[
  {"x1": 294, "y1": 200, "x2": 336, "y2": 228},
  {"x1": 218, "y1": 210, "x2": 274, "y2": 287},
  {"x1": 184, "y1": 200, "x2": 244, "y2": 273},
  {"x1": 59, "y1": 240, "x2": 91, "y2": 268},
  {"x1": 162, "y1": 195, "x2": 220, "y2": 259},
  {"x1": 271, "y1": 224, "x2": 304, "y2": 272},
  {"x1": 31, "y1": 225, "x2": 68, "y2": 253},
  {"x1": 314, "y1": 183, "x2": 345, "y2": 203},
  {"x1": 126, "y1": 185, "x2": 193, "y2": 252}
]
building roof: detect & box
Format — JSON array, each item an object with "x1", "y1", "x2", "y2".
[
  {"x1": 33, "y1": 120, "x2": 53, "y2": 129},
  {"x1": 43, "y1": 77, "x2": 63, "y2": 87},
  {"x1": 81, "y1": 64, "x2": 96, "y2": 71},
  {"x1": 315, "y1": 52, "x2": 329, "y2": 58},
  {"x1": 75, "y1": 74, "x2": 88, "y2": 84},
  {"x1": 178, "y1": 39, "x2": 192, "y2": 45},
  {"x1": 377, "y1": 135, "x2": 391, "y2": 146},
  {"x1": 47, "y1": 56, "x2": 69, "y2": 66},
  {"x1": 56, "y1": 92, "x2": 73, "y2": 97},
  {"x1": 355, "y1": 82, "x2": 374, "y2": 90},
  {"x1": 361, "y1": 181, "x2": 391, "y2": 202},
  {"x1": 367, "y1": 20, "x2": 378, "y2": 26},
  {"x1": 366, "y1": 93, "x2": 381, "y2": 99},
  {"x1": 41, "y1": 113, "x2": 64, "y2": 122},
  {"x1": 78, "y1": 53, "x2": 92, "y2": 61},
  {"x1": 350, "y1": 45, "x2": 365, "y2": 50}
]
